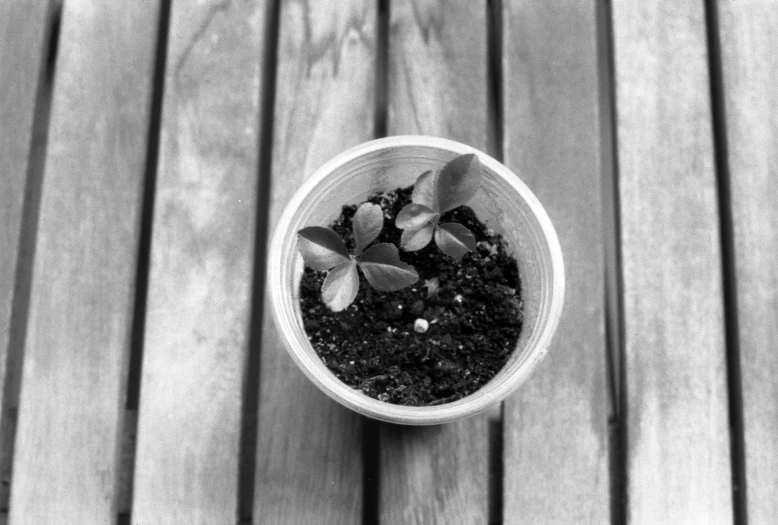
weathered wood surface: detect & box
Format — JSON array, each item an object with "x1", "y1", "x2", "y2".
[
  {"x1": 3, "y1": 3, "x2": 777, "y2": 523},
  {"x1": 0, "y1": 3, "x2": 52, "y2": 513},
  {"x1": 611, "y1": 2, "x2": 732, "y2": 523},
  {"x1": 380, "y1": 2, "x2": 489, "y2": 523},
  {"x1": 8, "y1": 2, "x2": 160, "y2": 523},
  {"x1": 131, "y1": 1, "x2": 264, "y2": 522},
  {"x1": 0, "y1": 0, "x2": 51, "y2": 395},
  {"x1": 501, "y1": 2, "x2": 611, "y2": 523},
  {"x1": 716, "y1": 1, "x2": 778, "y2": 521},
  {"x1": 252, "y1": 1, "x2": 375, "y2": 523}
]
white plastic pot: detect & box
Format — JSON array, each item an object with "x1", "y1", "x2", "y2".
[{"x1": 270, "y1": 136, "x2": 564, "y2": 425}]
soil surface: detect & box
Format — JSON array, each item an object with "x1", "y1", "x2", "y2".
[{"x1": 299, "y1": 187, "x2": 523, "y2": 406}]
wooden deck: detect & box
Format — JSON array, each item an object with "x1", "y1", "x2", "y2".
[{"x1": 0, "y1": 1, "x2": 775, "y2": 523}]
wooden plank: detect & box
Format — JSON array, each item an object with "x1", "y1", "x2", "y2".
[
  {"x1": 716, "y1": 1, "x2": 778, "y2": 521},
  {"x1": 7, "y1": 2, "x2": 160, "y2": 522},
  {"x1": 380, "y1": 2, "x2": 488, "y2": 523},
  {"x1": 0, "y1": 1, "x2": 52, "y2": 509},
  {"x1": 252, "y1": 1, "x2": 375, "y2": 522},
  {"x1": 500, "y1": 2, "x2": 611, "y2": 523},
  {"x1": 0, "y1": 0, "x2": 51, "y2": 382},
  {"x1": 130, "y1": 1, "x2": 265, "y2": 522},
  {"x1": 611, "y1": 3, "x2": 733, "y2": 523}
]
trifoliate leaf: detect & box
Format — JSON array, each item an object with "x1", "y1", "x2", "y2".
[
  {"x1": 321, "y1": 259, "x2": 359, "y2": 312},
  {"x1": 395, "y1": 203, "x2": 439, "y2": 231},
  {"x1": 358, "y1": 243, "x2": 419, "y2": 291},
  {"x1": 411, "y1": 170, "x2": 440, "y2": 211},
  {"x1": 297, "y1": 226, "x2": 351, "y2": 271},
  {"x1": 435, "y1": 222, "x2": 476, "y2": 259},
  {"x1": 400, "y1": 222, "x2": 436, "y2": 251},
  {"x1": 437, "y1": 154, "x2": 482, "y2": 212},
  {"x1": 353, "y1": 202, "x2": 384, "y2": 254}
]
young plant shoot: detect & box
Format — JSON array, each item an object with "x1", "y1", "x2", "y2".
[
  {"x1": 395, "y1": 153, "x2": 481, "y2": 259},
  {"x1": 297, "y1": 202, "x2": 419, "y2": 312}
]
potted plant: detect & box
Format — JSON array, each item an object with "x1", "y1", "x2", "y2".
[{"x1": 270, "y1": 136, "x2": 564, "y2": 425}]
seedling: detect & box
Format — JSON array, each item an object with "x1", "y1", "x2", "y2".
[
  {"x1": 395, "y1": 154, "x2": 482, "y2": 259},
  {"x1": 297, "y1": 202, "x2": 419, "y2": 312}
]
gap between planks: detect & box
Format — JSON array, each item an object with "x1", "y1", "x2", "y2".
[
  {"x1": 0, "y1": 2, "x2": 60, "y2": 522},
  {"x1": 486, "y1": 0, "x2": 504, "y2": 523},
  {"x1": 598, "y1": 0, "x2": 628, "y2": 523},
  {"x1": 373, "y1": 0, "x2": 389, "y2": 141},
  {"x1": 362, "y1": 1, "x2": 391, "y2": 522},
  {"x1": 237, "y1": 0, "x2": 282, "y2": 523},
  {"x1": 703, "y1": 0, "x2": 748, "y2": 523},
  {"x1": 116, "y1": 0, "x2": 173, "y2": 523}
]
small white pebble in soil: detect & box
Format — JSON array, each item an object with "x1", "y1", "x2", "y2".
[
  {"x1": 414, "y1": 318, "x2": 429, "y2": 333},
  {"x1": 424, "y1": 277, "x2": 440, "y2": 299},
  {"x1": 454, "y1": 294, "x2": 464, "y2": 304},
  {"x1": 397, "y1": 304, "x2": 403, "y2": 309},
  {"x1": 349, "y1": 361, "x2": 355, "y2": 365},
  {"x1": 378, "y1": 393, "x2": 390, "y2": 402},
  {"x1": 386, "y1": 326, "x2": 392, "y2": 332}
]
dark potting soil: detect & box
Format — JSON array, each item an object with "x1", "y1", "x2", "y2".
[{"x1": 299, "y1": 187, "x2": 523, "y2": 406}]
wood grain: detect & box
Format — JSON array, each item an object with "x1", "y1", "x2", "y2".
[
  {"x1": 252, "y1": 1, "x2": 375, "y2": 523},
  {"x1": 716, "y1": 1, "x2": 778, "y2": 521},
  {"x1": 0, "y1": 0, "x2": 51, "y2": 380},
  {"x1": 7, "y1": 2, "x2": 160, "y2": 522},
  {"x1": 501, "y1": 2, "x2": 611, "y2": 523},
  {"x1": 130, "y1": 1, "x2": 265, "y2": 522},
  {"x1": 0, "y1": 2, "x2": 52, "y2": 505},
  {"x1": 611, "y1": 2, "x2": 733, "y2": 523},
  {"x1": 380, "y1": 2, "x2": 488, "y2": 523},
  {"x1": 387, "y1": 0, "x2": 488, "y2": 150}
]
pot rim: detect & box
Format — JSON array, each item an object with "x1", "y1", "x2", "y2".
[{"x1": 270, "y1": 135, "x2": 565, "y2": 425}]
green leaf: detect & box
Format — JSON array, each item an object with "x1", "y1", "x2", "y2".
[
  {"x1": 435, "y1": 222, "x2": 476, "y2": 259},
  {"x1": 353, "y1": 202, "x2": 384, "y2": 254},
  {"x1": 358, "y1": 243, "x2": 419, "y2": 291},
  {"x1": 437, "y1": 154, "x2": 482, "y2": 212},
  {"x1": 321, "y1": 260, "x2": 359, "y2": 312},
  {"x1": 400, "y1": 222, "x2": 436, "y2": 251},
  {"x1": 297, "y1": 226, "x2": 351, "y2": 271},
  {"x1": 395, "y1": 203, "x2": 439, "y2": 230},
  {"x1": 411, "y1": 170, "x2": 440, "y2": 211}
]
